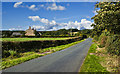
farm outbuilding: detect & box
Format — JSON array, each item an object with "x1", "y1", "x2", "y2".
[{"x1": 25, "y1": 26, "x2": 35, "y2": 36}]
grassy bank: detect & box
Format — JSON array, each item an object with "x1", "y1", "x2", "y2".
[
  {"x1": 2, "y1": 38, "x2": 70, "y2": 42},
  {"x1": 80, "y1": 43, "x2": 108, "y2": 72},
  {"x1": 2, "y1": 39, "x2": 85, "y2": 69},
  {"x1": 96, "y1": 45, "x2": 119, "y2": 72}
]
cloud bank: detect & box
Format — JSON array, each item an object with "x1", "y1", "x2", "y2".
[
  {"x1": 28, "y1": 16, "x2": 93, "y2": 31},
  {"x1": 13, "y1": 2, "x2": 66, "y2": 11}
]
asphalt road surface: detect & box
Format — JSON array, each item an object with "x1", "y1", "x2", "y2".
[{"x1": 3, "y1": 38, "x2": 92, "y2": 72}]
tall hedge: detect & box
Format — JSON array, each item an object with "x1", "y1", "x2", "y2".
[
  {"x1": 98, "y1": 32, "x2": 109, "y2": 47},
  {"x1": 105, "y1": 35, "x2": 120, "y2": 55},
  {"x1": 2, "y1": 37, "x2": 84, "y2": 55}
]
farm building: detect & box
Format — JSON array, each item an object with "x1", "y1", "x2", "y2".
[{"x1": 25, "y1": 26, "x2": 35, "y2": 36}]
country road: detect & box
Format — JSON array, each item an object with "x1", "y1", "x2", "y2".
[{"x1": 3, "y1": 38, "x2": 93, "y2": 72}]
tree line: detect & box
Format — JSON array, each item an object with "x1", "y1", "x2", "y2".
[{"x1": 1, "y1": 29, "x2": 91, "y2": 38}]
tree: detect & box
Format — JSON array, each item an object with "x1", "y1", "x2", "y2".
[{"x1": 91, "y1": 2, "x2": 120, "y2": 35}]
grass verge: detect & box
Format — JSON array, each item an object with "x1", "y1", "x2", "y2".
[
  {"x1": 96, "y1": 45, "x2": 119, "y2": 72},
  {"x1": 2, "y1": 39, "x2": 85, "y2": 69},
  {"x1": 80, "y1": 43, "x2": 108, "y2": 72}
]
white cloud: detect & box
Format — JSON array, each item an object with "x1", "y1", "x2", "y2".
[
  {"x1": 28, "y1": 5, "x2": 39, "y2": 11},
  {"x1": 28, "y1": 16, "x2": 40, "y2": 21},
  {"x1": 14, "y1": 2, "x2": 23, "y2": 8},
  {"x1": 14, "y1": 3, "x2": 40, "y2": 11},
  {"x1": 47, "y1": 3, "x2": 66, "y2": 11},
  {"x1": 29, "y1": 5, "x2": 35, "y2": 10},
  {"x1": 52, "y1": 27, "x2": 57, "y2": 30},
  {"x1": 60, "y1": 19, "x2": 93, "y2": 30},
  {"x1": 29, "y1": 5, "x2": 36, "y2": 9},
  {"x1": 50, "y1": 20, "x2": 56, "y2": 25},
  {"x1": 32, "y1": 25, "x2": 46, "y2": 30},
  {"x1": 81, "y1": 19, "x2": 91, "y2": 24},
  {"x1": 13, "y1": 2, "x2": 66, "y2": 11},
  {"x1": 28, "y1": 16, "x2": 93, "y2": 31},
  {"x1": 40, "y1": 4, "x2": 44, "y2": 7},
  {"x1": 28, "y1": 16, "x2": 56, "y2": 25},
  {"x1": 80, "y1": 19, "x2": 93, "y2": 29},
  {"x1": 60, "y1": 21, "x2": 81, "y2": 30},
  {"x1": 41, "y1": 18, "x2": 49, "y2": 24}
]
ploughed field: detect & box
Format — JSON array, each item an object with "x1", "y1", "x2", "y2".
[{"x1": 1, "y1": 38, "x2": 70, "y2": 42}]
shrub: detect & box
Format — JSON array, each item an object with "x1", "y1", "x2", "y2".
[
  {"x1": 105, "y1": 36, "x2": 120, "y2": 55},
  {"x1": 98, "y1": 32, "x2": 108, "y2": 47},
  {"x1": 82, "y1": 35, "x2": 87, "y2": 38},
  {"x1": 93, "y1": 35, "x2": 99, "y2": 41},
  {"x1": 98, "y1": 44, "x2": 104, "y2": 48},
  {"x1": 2, "y1": 37, "x2": 83, "y2": 53},
  {"x1": 8, "y1": 50, "x2": 17, "y2": 57},
  {"x1": 99, "y1": 32, "x2": 110, "y2": 41},
  {"x1": 39, "y1": 49, "x2": 44, "y2": 53},
  {"x1": 2, "y1": 50, "x2": 10, "y2": 58},
  {"x1": 99, "y1": 36, "x2": 107, "y2": 47}
]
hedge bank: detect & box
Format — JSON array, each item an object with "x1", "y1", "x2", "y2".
[
  {"x1": 2, "y1": 39, "x2": 86, "y2": 69},
  {"x1": 2, "y1": 37, "x2": 85, "y2": 57}
]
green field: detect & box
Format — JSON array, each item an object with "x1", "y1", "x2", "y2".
[{"x1": 1, "y1": 38, "x2": 70, "y2": 42}]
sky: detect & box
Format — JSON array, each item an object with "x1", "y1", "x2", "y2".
[{"x1": 2, "y1": 2, "x2": 98, "y2": 31}]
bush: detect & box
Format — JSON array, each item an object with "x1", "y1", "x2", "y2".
[
  {"x1": 2, "y1": 50, "x2": 10, "y2": 58},
  {"x1": 93, "y1": 35, "x2": 99, "y2": 41},
  {"x1": 99, "y1": 36, "x2": 107, "y2": 47},
  {"x1": 8, "y1": 50, "x2": 17, "y2": 57},
  {"x1": 105, "y1": 36, "x2": 120, "y2": 55},
  {"x1": 2, "y1": 37, "x2": 83, "y2": 53},
  {"x1": 98, "y1": 32, "x2": 108, "y2": 47},
  {"x1": 98, "y1": 44, "x2": 104, "y2": 48}
]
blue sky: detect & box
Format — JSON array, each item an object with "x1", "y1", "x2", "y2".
[{"x1": 2, "y1": 2, "x2": 97, "y2": 31}]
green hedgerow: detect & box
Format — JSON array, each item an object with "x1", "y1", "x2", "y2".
[
  {"x1": 105, "y1": 36, "x2": 120, "y2": 55},
  {"x1": 2, "y1": 50, "x2": 10, "y2": 58},
  {"x1": 98, "y1": 32, "x2": 108, "y2": 47}
]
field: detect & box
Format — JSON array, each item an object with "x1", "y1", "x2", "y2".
[{"x1": 1, "y1": 38, "x2": 70, "y2": 42}]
